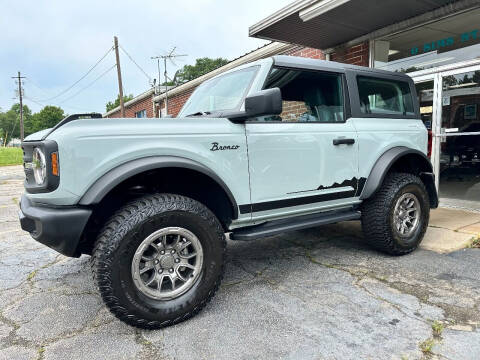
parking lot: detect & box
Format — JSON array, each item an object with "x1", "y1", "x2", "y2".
[{"x1": 1, "y1": 165, "x2": 479, "y2": 360}]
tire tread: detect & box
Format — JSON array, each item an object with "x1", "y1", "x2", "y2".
[
  {"x1": 90, "y1": 193, "x2": 226, "y2": 329},
  {"x1": 361, "y1": 172, "x2": 429, "y2": 256}
]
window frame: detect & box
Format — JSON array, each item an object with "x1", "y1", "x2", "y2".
[
  {"x1": 347, "y1": 70, "x2": 420, "y2": 119},
  {"x1": 246, "y1": 66, "x2": 350, "y2": 124},
  {"x1": 135, "y1": 109, "x2": 147, "y2": 118}
]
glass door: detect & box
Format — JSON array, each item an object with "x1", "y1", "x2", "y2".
[
  {"x1": 437, "y1": 66, "x2": 480, "y2": 210},
  {"x1": 414, "y1": 77, "x2": 436, "y2": 156}
]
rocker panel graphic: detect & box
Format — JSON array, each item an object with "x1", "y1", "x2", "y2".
[{"x1": 239, "y1": 177, "x2": 367, "y2": 214}]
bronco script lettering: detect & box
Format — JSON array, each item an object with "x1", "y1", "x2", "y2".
[{"x1": 210, "y1": 142, "x2": 240, "y2": 151}]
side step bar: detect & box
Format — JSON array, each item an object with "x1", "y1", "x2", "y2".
[{"x1": 230, "y1": 209, "x2": 361, "y2": 241}]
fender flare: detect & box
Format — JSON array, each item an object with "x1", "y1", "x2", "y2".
[
  {"x1": 359, "y1": 147, "x2": 437, "y2": 207},
  {"x1": 78, "y1": 156, "x2": 239, "y2": 219}
]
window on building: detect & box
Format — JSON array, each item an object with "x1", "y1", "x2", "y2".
[
  {"x1": 357, "y1": 76, "x2": 415, "y2": 116},
  {"x1": 373, "y1": 9, "x2": 480, "y2": 73},
  {"x1": 261, "y1": 67, "x2": 344, "y2": 122},
  {"x1": 135, "y1": 109, "x2": 147, "y2": 118}
]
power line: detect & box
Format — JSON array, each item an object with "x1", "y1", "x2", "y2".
[
  {"x1": 23, "y1": 95, "x2": 90, "y2": 113},
  {"x1": 23, "y1": 78, "x2": 91, "y2": 112},
  {"x1": 58, "y1": 64, "x2": 117, "y2": 104},
  {"x1": 39, "y1": 46, "x2": 114, "y2": 102},
  {"x1": 24, "y1": 77, "x2": 50, "y2": 98},
  {"x1": 119, "y1": 44, "x2": 152, "y2": 83},
  {"x1": 24, "y1": 77, "x2": 93, "y2": 112}
]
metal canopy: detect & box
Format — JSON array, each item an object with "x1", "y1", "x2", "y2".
[{"x1": 249, "y1": 0, "x2": 456, "y2": 49}]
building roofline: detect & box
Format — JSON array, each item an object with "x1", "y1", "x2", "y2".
[
  {"x1": 153, "y1": 42, "x2": 296, "y2": 102},
  {"x1": 103, "y1": 88, "x2": 155, "y2": 117},
  {"x1": 249, "y1": 0, "x2": 317, "y2": 37}
]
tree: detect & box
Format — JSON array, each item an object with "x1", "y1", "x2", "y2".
[
  {"x1": 172, "y1": 57, "x2": 229, "y2": 85},
  {"x1": 0, "y1": 104, "x2": 32, "y2": 145},
  {"x1": 30, "y1": 106, "x2": 65, "y2": 133},
  {"x1": 0, "y1": 104, "x2": 66, "y2": 146},
  {"x1": 0, "y1": 109, "x2": 18, "y2": 146},
  {"x1": 106, "y1": 94, "x2": 134, "y2": 112}
]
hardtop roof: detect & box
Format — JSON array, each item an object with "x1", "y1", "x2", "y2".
[{"x1": 272, "y1": 55, "x2": 412, "y2": 80}]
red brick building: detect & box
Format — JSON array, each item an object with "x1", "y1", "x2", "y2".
[{"x1": 104, "y1": 88, "x2": 157, "y2": 118}]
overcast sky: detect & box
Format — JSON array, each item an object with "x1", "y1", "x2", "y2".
[{"x1": 0, "y1": 0, "x2": 292, "y2": 114}]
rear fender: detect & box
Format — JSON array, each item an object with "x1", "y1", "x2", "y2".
[{"x1": 360, "y1": 146, "x2": 438, "y2": 208}]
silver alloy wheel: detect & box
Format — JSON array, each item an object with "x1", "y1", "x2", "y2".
[
  {"x1": 393, "y1": 193, "x2": 421, "y2": 237},
  {"x1": 131, "y1": 227, "x2": 204, "y2": 300}
]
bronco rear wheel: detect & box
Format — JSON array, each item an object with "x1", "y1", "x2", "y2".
[
  {"x1": 91, "y1": 193, "x2": 225, "y2": 329},
  {"x1": 361, "y1": 172, "x2": 430, "y2": 255}
]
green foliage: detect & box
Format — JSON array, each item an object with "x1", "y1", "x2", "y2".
[
  {"x1": 30, "y1": 106, "x2": 65, "y2": 133},
  {"x1": 0, "y1": 110, "x2": 18, "y2": 145},
  {"x1": 0, "y1": 104, "x2": 65, "y2": 145},
  {"x1": 419, "y1": 338, "x2": 435, "y2": 354},
  {"x1": 432, "y1": 321, "x2": 444, "y2": 337},
  {"x1": 0, "y1": 147, "x2": 23, "y2": 166},
  {"x1": 172, "y1": 57, "x2": 229, "y2": 85},
  {"x1": 106, "y1": 94, "x2": 134, "y2": 112},
  {"x1": 0, "y1": 104, "x2": 32, "y2": 145}
]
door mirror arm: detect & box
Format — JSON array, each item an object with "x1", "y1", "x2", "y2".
[{"x1": 225, "y1": 88, "x2": 282, "y2": 123}]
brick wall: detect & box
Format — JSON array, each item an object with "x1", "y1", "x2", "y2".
[
  {"x1": 159, "y1": 88, "x2": 196, "y2": 117},
  {"x1": 281, "y1": 45, "x2": 325, "y2": 60},
  {"x1": 280, "y1": 101, "x2": 309, "y2": 121},
  {"x1": 330, "y1": 42, "x2": 369, "y2": 67},
  {"x1": 105, "y1": 93, "x2": 156, "y2": 118}
]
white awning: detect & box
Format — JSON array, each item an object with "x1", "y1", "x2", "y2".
[{"x1": 249, "y1": 0, "x2": 471, "y2": 50}]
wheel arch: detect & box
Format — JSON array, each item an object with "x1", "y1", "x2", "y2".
[
  {"x1": 78, "y1": 156, "x2": 239, "y2": 220},
  {"x1": 360, "y1": 146, "x2": 438, "y2": 208}
]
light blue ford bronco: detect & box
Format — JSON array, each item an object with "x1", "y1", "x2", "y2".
[{"x1": 19, "y1": 56, "x2": 438, "y2": 328}]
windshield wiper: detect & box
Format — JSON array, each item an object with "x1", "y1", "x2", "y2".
[{"x1": 185, "y1": 111, "x2": 211, "y2": 117}]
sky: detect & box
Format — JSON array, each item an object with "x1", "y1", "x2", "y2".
[{"x1": 0, "y1": 0, "x2": 293, "y2": 114}]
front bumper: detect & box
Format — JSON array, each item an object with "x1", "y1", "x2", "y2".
[{"x1": 19, "y1": 194, "x2": 92, "y2": 257}]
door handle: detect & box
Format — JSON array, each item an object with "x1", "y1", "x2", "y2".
[{"x1": 333, "y1": 138, "x2": 355, "y2": 145}]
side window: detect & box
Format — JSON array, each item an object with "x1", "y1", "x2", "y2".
[
  {"x1": 260, "y1": 67, "x2": 344, "y2": 123},
  {"x1": 357, "y1": 76, "x2": 415, "y2": 116}
]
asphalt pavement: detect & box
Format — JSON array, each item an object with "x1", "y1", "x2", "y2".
[{"x1": 1, "y1": 165, "x2": 479, "y2": 360}]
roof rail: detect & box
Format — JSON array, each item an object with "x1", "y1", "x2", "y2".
[{"x1": 41, "y1": 113, "x2": 102, "y2": 140}]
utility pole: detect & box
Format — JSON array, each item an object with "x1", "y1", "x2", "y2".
[
  {"x1": 151, "y1": 48, "x2": 187, "y2": 116},
  {"x1": 12, "y1": 72, "x2": 26, "y2": 141},
  {"x1": 114, "y1": 36, "x2": 125, "y2": 117}
]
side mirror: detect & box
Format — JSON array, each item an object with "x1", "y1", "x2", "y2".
[{"x1": 226, "y1": 88, "x2": 282, "y2": 122}]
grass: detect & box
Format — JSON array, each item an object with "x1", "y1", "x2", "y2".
[
  {"x1": 469, "y1": 236, "x2": 480, "y2": 248},
  {"x1": 432, "y1": 320, "x2": 444, "y2": 337},
  {"x1": 420, "y1": 338, "x2": 435, "y2": 354},
  {"x1": 0, "y1": 147, "x2": 23, "y2": 166}
]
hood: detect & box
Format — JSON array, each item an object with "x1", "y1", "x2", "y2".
[{"x1": 23, "y1": 128, "x2": 52, "y2": 142}]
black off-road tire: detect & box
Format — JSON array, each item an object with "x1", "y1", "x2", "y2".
[
  {"x1": 91, "y1": 193, "x2": 226, "y2": 329},
  {"x1": 361, "y1": 172, "x2": 430, "y2": 255}
]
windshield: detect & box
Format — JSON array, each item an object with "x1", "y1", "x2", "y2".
[{"x1": 178, "y1": 66, "x2": 258, "y2": 117}]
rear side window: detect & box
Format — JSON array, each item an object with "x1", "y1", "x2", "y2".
[{"x1": 357, "y1": 76, "x2": 414, "y2": 116}]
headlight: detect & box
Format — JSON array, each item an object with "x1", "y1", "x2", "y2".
[
  {"x1": 32, "y1": 147, "x2": 47, "y2": 185},
  {"x1": 22, "y1": 140, "x2": 60, "y2": 193}
]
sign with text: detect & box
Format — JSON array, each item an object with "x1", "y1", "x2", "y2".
[{"x1": 410, "y1": 29, "x2": 479, "y2": 56}]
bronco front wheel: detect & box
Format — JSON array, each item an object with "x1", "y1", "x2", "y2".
[{"x1": 91, "y1": 193, "x2": 225, "y2": 329}]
